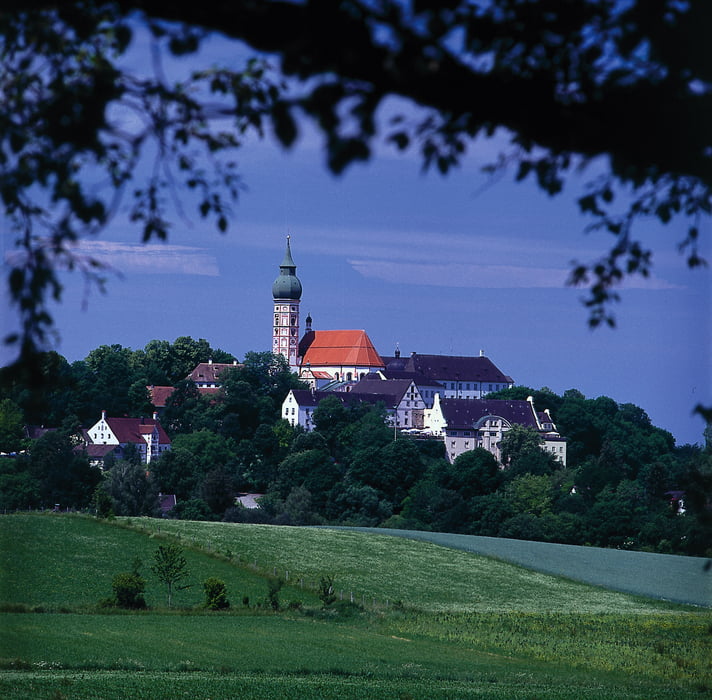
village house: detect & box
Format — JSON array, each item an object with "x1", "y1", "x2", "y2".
[
  {"x1": 427, "y1": 395, "x2": 566, "y2": 465},
  {"x1": 282, "y1": 375, "x2": 428, "y2": 431},
  {"x1": 85, "y1": 411, "x2": 171, "y2": 465}
]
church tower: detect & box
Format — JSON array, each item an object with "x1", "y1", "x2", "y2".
[{"x1": 272, "y1": 236, "x2": 302, "y2": 370}]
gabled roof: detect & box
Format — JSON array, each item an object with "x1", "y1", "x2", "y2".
[
  {"x1": 299, "y1": 330, "x2": 384, "y2": 368},
  {"x1": 349, "y1": 377, "x2": 416, "y2": 404},
  {"x1": 147, "y1": 385, "x2": 175, "y2": 408},
  {"x1": 186, "y1": 361, "x2": 241, "y2": 384},
  {"x1": 439, "y1": 399, "x2": 539, "y2": 430},
  {"x1": 287, "y1": 389, "x2": 396, "y2": 411},
  {"x1": 381, "y1": 353, "x2": 513, "y2": 384},
  {"x1": 105, "y1": 416, "x2": 171, "y2": 445},
  {"x1": 84, "y1": 444, "x2": 117, "y2": 458},
  {"x1": 379, "y1": 369, "x2": 444, "y2": 387}
]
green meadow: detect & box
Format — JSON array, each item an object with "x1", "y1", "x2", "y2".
[{"x1": 0, "y1": 513, "x2": 710, "y2": 699}]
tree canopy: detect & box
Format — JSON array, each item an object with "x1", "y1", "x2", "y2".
[{"x1": 2, "y1": 0, "x2": 710, "y2": 374}]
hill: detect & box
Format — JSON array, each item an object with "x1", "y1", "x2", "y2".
[{"x1": 1, "y1": 514, "x2": 710, "y2": 700}]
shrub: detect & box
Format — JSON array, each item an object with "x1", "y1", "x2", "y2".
[
  {"x1": 266, "y1": 577, "x2": 283, "y2": 611},
  {"x1": 111, "y1": 571, "x2": 146, "y2": 609},
  {"x1": 318, "y1": 574, "x2": 337, "y2": 607},
  {"x1": 203, "y1": 577, "x2": 230, "y2": 610}
]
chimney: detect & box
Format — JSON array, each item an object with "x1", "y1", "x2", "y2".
[
  {"x1": 101, "y1": 409, "x2": 106, "y2": 421},
  {"x1": 152, "y1": 412, "x2": 158, "y2": 421}
]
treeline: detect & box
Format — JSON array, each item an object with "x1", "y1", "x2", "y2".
[{"x1": 1, "y1": 340, "x2": 710, "y2": 556}]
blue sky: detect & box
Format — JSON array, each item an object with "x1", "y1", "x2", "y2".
[{"x1": 2, "y1": 29, "x2": 710, "y2": 446}]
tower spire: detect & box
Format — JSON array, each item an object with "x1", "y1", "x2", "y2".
[{"x1": 272, "y1": 236, "x2": 302, "y2": 370}]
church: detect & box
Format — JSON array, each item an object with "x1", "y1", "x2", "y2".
[
  {"x1": 272, "y1": 237, "x2": 566, "y2": 466},
  {"x1": 271, "y1": 236, "x2": 514, "y2": 396}
]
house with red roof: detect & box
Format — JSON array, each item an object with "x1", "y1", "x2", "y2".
[
  {"x1": 86, "y1": 411, "x2": 171, "y2": 464},
  {"x1": 186, "y1": 360, "x2": 242, "y2": 393}
]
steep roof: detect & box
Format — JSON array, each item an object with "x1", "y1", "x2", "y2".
[
  {"x1": 186, "y1": 361, "x2": 241, "y2": 384},
  {"x1": 299, "y1": 330, "x2": 384, "y2": 368},
  {"x1": 439, "y1": 398, "x2": 539, "y2": 430},
  {"x1": 382, "y1": 353, "x2": 513, "y2": 384},
  {"x1": 147, "y1": 385, "x2": 175, "y2": 408},
  {"x1": 84, "y1": 444, "x2": 117, "y2": 458},
  {"x1": 288, "y1": 389, "x2": 396, "y2": 411},
  {"x1": 350, "y1": 376, "x2": 415, "y2": 404},
  {"x1": 105, "y1": 416, "x2": 171, "y2": 445}
]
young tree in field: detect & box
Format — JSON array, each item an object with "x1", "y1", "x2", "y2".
[
  {"x1": 203, "y1": 577, "x2": 230, "y2": 610},
  {"x1": 151, "y1": 544, "x2": 190, "y2": 608}
]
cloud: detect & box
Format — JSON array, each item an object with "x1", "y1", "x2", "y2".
[
  {"x1": 235, "y1": 222, "x2": 682, "y2": 291},
  {"x1": 348, "y1": 258, "x2": 568, "y2": 288},
  {"x1": 348, "y1": 258, "x2": 680, "y2": 291},
  {"x1": 69, "y1": 240, "x2": 220, "y2": 277}
]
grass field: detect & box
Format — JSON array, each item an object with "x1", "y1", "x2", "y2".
[{"x1": 1, "y1": 513, "x2": 710, "y2": 699}]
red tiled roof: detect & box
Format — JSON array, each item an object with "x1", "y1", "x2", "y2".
[
  {"x1": 300, "y1": 330, "x2": 384, "y2": 368},
  {"x1": 197, "y1": 386, "x2": 221, "y2": 394},
  {"x1": 105, "y1": 416, "x2": 171, "y2": 445},
  {"x1": 186, "y1": 362, "x2": 241, "y2": 384},
  {"x1": 84, "y1": 444, "x2": 117, "y2": 458},
  {"x1": 147, "y1": 385, "x2": 175, "y2": 408}
]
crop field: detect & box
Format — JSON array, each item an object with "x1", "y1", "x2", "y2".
[
  {"x1": 0, "y1": 513, "x2": 710, "y2": 699},
  {"x1": 132, "y1": 517, "x2": 693, "y2": 613}
]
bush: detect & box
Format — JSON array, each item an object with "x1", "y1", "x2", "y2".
[
  {"x1": 111, "y1": 571, "x2": 146, "y2": 609},
  {"x1": 266, "y1": 577, "x2": 283, "y2": 611},
  {"x1": 318, "y1": 574, "x2": 337, "y2": 607},
  {"x1": 203, "y1": 577, "x2": 230, "y2": 610}
]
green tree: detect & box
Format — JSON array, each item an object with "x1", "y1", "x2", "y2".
[
  {"x1": 0, "y1": 457, "x2": 40, "y2": 511},
  {"x1": 276, "y1": 449, "x2": 340, "y2": 511},
  {"x1": 203, "y1": 577, "x2": 230, "y2": 610},
  {"x1": 499, "y1": 425, "x2": 545, "y2": 467},
  {"x1": 151, "y1": 544, "x2": 190, "y2": 608},
  {"x1": 29, "y1": 430, "x2": 100, "y2": 509},
  {"x1": 0, "y1": 399, "x2": 25, "y2": 453},
  {"x1": 444, "y1": 448, "x2": 501, "y2": 498},
  {"x1": 101, "y1": 460, "x2": 157, "y2": 516}
]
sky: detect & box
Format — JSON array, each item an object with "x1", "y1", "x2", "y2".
[{"x1": 2, "y1": 27, "x2": 710, "y2": 447}]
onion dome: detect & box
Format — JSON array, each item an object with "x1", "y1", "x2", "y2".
[{"x1": 272, "y1": 236, "x2": 302, "y2": 300}]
